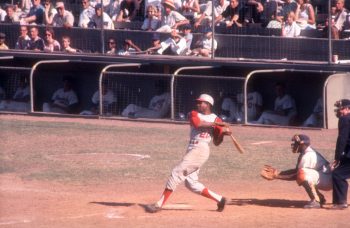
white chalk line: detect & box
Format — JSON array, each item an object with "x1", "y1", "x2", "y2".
[
  {"x1": 48, "y1": 153, "x2": 151, "y2": 159},
  {"x1": 251, "y1": 141, "x2": 274, "y2": 145},
  {"x1": 0, "y1": 219, "x2": 32, "y2": 225}
]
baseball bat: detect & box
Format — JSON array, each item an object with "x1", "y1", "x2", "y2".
[{"x1": 230, "y1": 134, "x2": 244, "y2": 154}]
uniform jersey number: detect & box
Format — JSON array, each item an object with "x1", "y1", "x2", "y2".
[{"x1": 199, "y1": 132, "x2": 210, "y2": 138}]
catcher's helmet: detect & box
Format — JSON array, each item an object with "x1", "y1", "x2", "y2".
[
  {"x1": 291, "y1": 134, "x2": 310, "y2": 146},
  {"x1": 334, "y1": 99, "x2": 350, "y2": 117}
]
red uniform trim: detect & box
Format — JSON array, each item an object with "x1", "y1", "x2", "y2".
[{"x1": 189, "y1": 111, "x2": 201, "y2": 128}]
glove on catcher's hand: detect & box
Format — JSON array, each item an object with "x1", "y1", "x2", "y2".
[{"x1": 260, "y1": 165, "x2": 279, "y2": 180}]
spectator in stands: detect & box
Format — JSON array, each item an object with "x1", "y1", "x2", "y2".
[
  {"x1": 0, "y1": 33, "x2": 9, "y2": 50},
  {"x1": 52, "y1": 1, "x2": 74, "y2": 28},
  {"x1": 116, "y1": 0, "x2": 137, "y2": 22},
  {"x1": 194, "y1": 0, "x2": 229, "y2": 28},
  {"x1": 0, "y1": 6, "x2": 8, "y2": 22},
  {"x1": 147, "y1": 29, "x2": 187, "y2": 55},
  {"x1": 12, "y1": 1, "x2": 24, "y2": 20},
  {"x1": 106, "y1": 37, "x2": 117, "y2": 54},
  {"x1": 79, "y1": 0, "x2": 95, "y2": 28},
  {"x1": 80, "y1": 85, "x2": 117, "y2": 115},
  {"x1": 181, "y1": 0, "x2": 200, "y2": 22},
  {"x1": 0, "y1": 76, "x2": 30, "y2": 112},
  {"x1": 134, "y1": 0, "x2": 146, "y2": 21},
  {"x1": 141, "y1": 4, "x2": 161, "y2": 31},
  {"x1": 61, "y1": 36, "x2": 80, "y2": 53},
  {"x1": 20, "y1": 0, "x2": 32, "y2": 14},
  {"x1": 190, "y1": 28, "x2": 217, "y2": 57},
  {"x1": 214, "y1": 0, "x2": 244, "y2": 27},
  {"x1": 90, "y1": 3, "x2": 114, "y2": 29},
  {"x1": 28, "y1": 26, "x2": 44, "y2": 51},
  {"x1": 255, "y1": 82, "x2": 297, "y2": 126},
  {"x1": 107, "y1": 0, "x2": 121, "y2": 19},
  {"x1": 302, "y1": 97, "x2": 323, "y2": 127},
  {"x1": 15, "y1": 25, "x2": 30, "y2": 49},
  {"x1": 4, "y1": 4, "x2": 20, "y2": 23},
  {"x1": 43, "y1": 0, "x2": 57, "y2": 25},
  {"x1": 282, "y1": 11, "x2": 301, "y2": 37},
  {"x1": 182, "y1": 24, "x2": 193, "y2": 55},
  {"x1": 42, "y1": 77, "x2": 79, "y2": 114},
  {"x1": 121, "y1": 80, "x2": 171, "y2": 119},
  {"x1": 146, "y1": 33, "x2": 161, "y2": 54},
  {"x1": 295, "y1": 0, "x2": 315, "y2": 30},
  {"x1": 156, "y1": 0, "x2": 189, "y2": 33},
  {"x1": 329, "y1": 0, "x2": 348, "y2": 39},
  {"x1": 22, "y1": 0, "x2": 44, "y2": 25},
  {"x1": 269, "y1": 0, "x2": 297, "y2": 28},
  {"x1": 43, "y1": 27, "x2": 60, "y2": 52},
  {"x1": 117, "y1": 39, "x2": 142, "y2": 55},
  {"x1": 246, "y1": 0, "x2": 265, "y2": 24}
]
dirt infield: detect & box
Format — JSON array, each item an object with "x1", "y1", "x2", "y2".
[{"x1": 0, "y1": 115, "x2": 349, "y2": 227}]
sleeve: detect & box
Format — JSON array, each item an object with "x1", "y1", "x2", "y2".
[
  {"x1": 68, "y1": 91, "x2": 79, "y2": 105},
  {"x1": 91, "y1": 91, "x2": 99, "y2": 104},
  {"x1": 213, "y1": 117, "x2": 224, "y2": 137},
  {"x1": 189, "y1": 111, "x2": 201, "y2": 128},
  {"x1": 335, "y1": 116, "x2": 350, "y2": 160},
  {"x1": 67, "y1": 12, "x2": 74, "y2": 27},
  {"x1": 213, "y1": 117, "x2": 225, "y2": 145}
]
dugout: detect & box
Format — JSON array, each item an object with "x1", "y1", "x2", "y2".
[{"x1": 244, "y1": 69, "x2": 341, "y2": 128}]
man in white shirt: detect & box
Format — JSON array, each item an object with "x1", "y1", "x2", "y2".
[
  {"x1": 90, "y1": 3, "x2": 114, "y2": 29},
  {"x1": 195, "y1": 0, "x2": 229, "y2": 27},
  {"x1": 42, "y1": 78, "x2": 79, "y2": 114},
  {"x1": 79, "y1": 0, "x2": 95, "y2": 28},
  {"x1": 153, "y1": 29, "x2": 187, "y2": 55},
  {"x1": 157, "y1": 0, "x2": 189, "y2": 32},
  {"x1": 52, "y1": 1, "x2": 74, "y2": 28}
]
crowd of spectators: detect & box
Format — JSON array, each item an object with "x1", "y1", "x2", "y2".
[{"x1": 0, "y1": 0, "x2": 349, "y2": 55}]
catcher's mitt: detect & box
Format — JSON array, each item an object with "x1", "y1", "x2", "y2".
[{"x1": 260, "y1": 165, "x2": 279, "y2": 180}]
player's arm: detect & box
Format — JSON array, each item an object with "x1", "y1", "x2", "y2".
[{"x1": 275, "y1": 169, "x2": 297, "y2": 181}]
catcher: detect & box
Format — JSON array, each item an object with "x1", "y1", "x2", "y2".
[{"x1": 261, "y1": 134, "x2": 332, "y2": 208}]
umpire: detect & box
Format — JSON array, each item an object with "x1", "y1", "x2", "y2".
[{"x1": 332, "y1": 99, "x2": 350, "y2": 209}]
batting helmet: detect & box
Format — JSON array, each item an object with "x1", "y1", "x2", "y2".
[{"x1": 291, "y1": 134, "x2": 310, "y2": 146}]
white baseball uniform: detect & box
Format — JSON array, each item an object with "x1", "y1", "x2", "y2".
[
  {"x1": 0, "y1": 85, "x2": 30, "y2": 112},
  {"x1": 80, "y1": 89, "x2": 117, "y2": 115},
  {"x1": 297, "y1": 146, "x2": 332, "y2": 191},
  {"x1": 256, "y1": 94, "x2": 297, "y2": 125},
  {"x1": 302, "y1": 98, "x2": 323, "y2": 127},
  {"x1": 43, "y1": 88, "x2": 78, "y2": 113},
  {"x1": 121, "y1": 92, "x2": 170, "y2": 118},
  {"x1": 162, "y1": 111, "x2": 224, "y2": 202},
  {"x1": 222, "y1": 92, "x2": 263, "y2": 122}
]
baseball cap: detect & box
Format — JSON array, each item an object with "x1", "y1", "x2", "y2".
[
  {"x1": 196, "y1": 94, "x2": 214, "y2": 106},
  {"x1": 55, "y1": 1, "x2": 64, "y2": 8},
  {"x1": 335, "y1": 99, "x2": 350, "y2": 108},
  {"x1": 291, "y1": 134, "x2": 310, "y2": 145},
  {"x1": 95, "y1": 3, "x2": 102, "y2": 9}
]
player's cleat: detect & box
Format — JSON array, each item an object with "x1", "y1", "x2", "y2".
[
  {"x1": 145, "y1": 204, "x2": 161, "y2": 213},
  {"x1": 303, "y1": 200, "x2": 321, "y2": 209},
  {"x1": 217, "y1": 197, "x2": 226, "y2": 212},
  {"x1": 329, "y1": 203, "x2": 348, "y2": 210}
]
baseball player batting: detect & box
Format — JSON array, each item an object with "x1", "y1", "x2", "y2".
[{"x1": 145, "y1": 94, "x2": 232, "y2": 213}]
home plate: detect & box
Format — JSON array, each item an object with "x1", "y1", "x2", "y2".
[{"x1": 162, "y1": 204, "x2": 193, "y2": 210}]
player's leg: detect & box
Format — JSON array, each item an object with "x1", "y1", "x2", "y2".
[
  {"x1": 185, "y1": 170, "x2": 226, "y2": 212},
  {"x1": 297, "y1": 168, "x2": 323, "y2": 208},
  {"x1": 146, "y1": 146, "x2": 210, "y2": 213},
  {"x1": 332, "y1": 160, "x2": 350, "y2": 208}
]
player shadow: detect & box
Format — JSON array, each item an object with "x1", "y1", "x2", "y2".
[
  {"x1": 89, "y1": 202, "x2": 135, "y2": 207},
  {"x1": 90, "y1": 202, "x2": 193, "y2": 212},
  {"x1": 228, "y1": 198, "x2": 307, "y2": 209}
]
